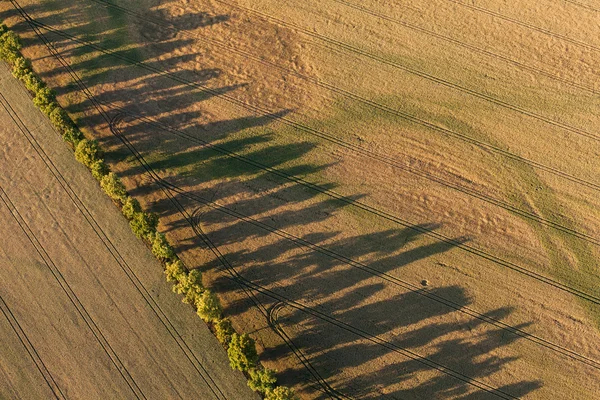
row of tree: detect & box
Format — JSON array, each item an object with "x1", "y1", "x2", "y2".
[{"x1": 0, "y1": 23, "x2": 298, "y2": 400}]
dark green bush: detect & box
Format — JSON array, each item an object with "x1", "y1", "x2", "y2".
[
  {"x1": 100, "y1": 172, "x2": 127, "y2": 203},
  {"x1": 90, "y1": 159, "x2": 109, "y2": 180},
  {"x1": 75, "y1": 139, "x2": 103, "y2": 167},
  {"x1": 164, "y1": 259, "x2": 185, "y2": 283},
  {"x1": 227, "y1": 333, "x2": 259, "y2": 371},
  {"x1": 21, "y1": 71, "x2": 45, "y2": 93},
  {"x1": 215, "y1": 318, "x2": 234, "y2": 345},
  {"x1": 32, "y1": 87, "x2": 56, "y2": 114},
  {"x1": 248, "y1": 368, "x2": 277, "y2": 394},
  {"x1": 265, "y1": 386, "x2": 298, "y2": 400},
  {"x1": 121, "y1": 196, "x2": 141, "y2": 220},
  {"x1": 195, "y1": 290, "x2": 222, "y2": 322},
  {"x1": 62, "y1": 126, "x2": 84, "y2": 146},
  {"x1": 48, "y1": 106, "x2": 74, "y2": 133},
  {"x1": 11, "y1": 56, "x2": 31, "y2": 80},
  {"x1": 0, "y1": 30, "x2": 22, "y2": 63},
  {"x1": 151, "y1": 232, "x2": 175, "y2": 261},
  {"x1": 173, "y1": 269, "x2": 203, "y2": 304},
  {"x1": 129, "y1": 211, "x2": 158, "y2": 240}
]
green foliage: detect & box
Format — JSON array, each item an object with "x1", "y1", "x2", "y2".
[
  {"x1": 173, "y1": 269, "x2": 203, "y2": 304},
  {"x1": 195, "y1": 290, "x2": 222, "y2": 322},
  {"x1": 0, "y1": 30, "x2": 22, "y2": 63},
  {"x1": 215, "y1": 318, "x2": 234, "y2": 345},
  {"x1": 48, "y1": 106, "x2": 74, "y2": 134},
  {"x1": 90, "y1": 159, "x2": 109, "y2": 180},
  {"x1": 0, "y1": 24, "x2": 7, "y2": 36},
  {"x1": 75, "y1": 139, "x2": 103, "y2": 167},
  {"x1": 63, "y1": 126, "x2": 84, "y2": 146},
  {"x1": 21, "y1": 71, "x2": 45, "y2": 93},
  {"x1": 129, "y1": 211, "x2": 158, "y2": 240},
  {"x1": 164, "y1": 259, "x2": 185, "y2": 283},
  {"x1": 100, "y1": 172, "x2": 127, "y2": 203},
  {"x1": 265, "y1": 386, "x2": 298, "y2": 400},
  {"x1": 32, "y1": 87, "x2": 57, "y2": 115},
  {"x1": 151, "y1": 231, "x2": 175, "y2": 260},
  {"x1": 227, "y1": 333, "x2": 259, "y2": 371},
  {"x1": 248, "y1": 368, "x2": 277, "y2": 394},
  {"x1": 121, "y1": 196, "x2": 141, "y2": 220},
  {"x1": 11, "y1": 56, "x2": 31, "y2": 80}
]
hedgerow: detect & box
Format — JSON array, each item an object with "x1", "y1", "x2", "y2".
[{"x1": 1, "y1": 23, "x2": 297, "y2": 400}]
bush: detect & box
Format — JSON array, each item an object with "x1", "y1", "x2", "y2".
[
  {"x1": 151, "y1": 232, "x2": 175, "y2": 260},
  {"x1": 164, "y1": 259, "x2": 185, "y2": 283},
  {"x1": 100, "y1": 172, "x2": 127, "y2": 203},
  {"x1": 32, "y1": 87, "x2": 56, "y2": 115},
  {"x1": 173, "y1": 269, "x2": 203, "y2": 304},
  {"x1": 21, "y1": 71, "x2": 45, "y2": 93},
  {"x1": 75, "y1": 139, "x2": 103, "y2": 167},
  {"x1": 215, "y1": 318, "x2": 234, "y2": 345},
  {"x1": 90, "y1": 159, "x2": 109, "y2": 180},
  {"x1": 248, "y1": 368, "x2": 277, "y2": 394},
  {"x1": 48, "y1": 106, "x2": 74, "y2": 133},
  {"x1": 0, "y1": 30, "x2": 22, "y2": 63},
  {"x1": 0, "y1": 24, "x2": 7, "y2": 36},
  {"x1": 63, "y1": 126, "x2": 84, "y2": 146},
  {"x1": 265, "y1": 386, "x2": 298, "y2": 400},
  {"x1": 121, "y1": 196, "x2": 141, "y2": 220},
  {"x1": 11, "y1": 56, "x2": 31, "y2": 80},
  {"x1": 195, "y1": 290, "x2": 222, "y2": 322},
  {"x1": 227, "y1": 333, "x2": 259, "y2": 371},
  {"x1": 129, "y1": 211, "x2": 158, "y2": 240}
]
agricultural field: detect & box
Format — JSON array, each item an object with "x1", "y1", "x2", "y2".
[{"x1": 1, "y1": 0, "x2": 599, "y2": 398}]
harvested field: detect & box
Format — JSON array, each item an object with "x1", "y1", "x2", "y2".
[
  {"x1": 0, "y1": 65, "x2": 256, "y2": 399},
  {"x1": 1, "y1": 0, "x2": 599, "y2": 398}
]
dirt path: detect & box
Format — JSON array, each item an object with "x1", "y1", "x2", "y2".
[{"x1": 0, "y1": 63, "x2": 257, "y2": 399}]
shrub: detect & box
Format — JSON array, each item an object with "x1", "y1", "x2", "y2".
[
  {"x1": 75, "y1": 139, "x2": 103, "y2": 167},
  {"x1": 151, "y1": 232, "x2": 175, "y2": 260},
  {"x1": 90, "y1": 159, "x2": 110, "y2": 180},
  {"x1": 121, "y1": 196, "x2": 141, "y2": 220},
  {"x1": 129, "y1": 211, "x2": 158, "y2": 240},
  {"x1": 0, "y1": 24, "x2": 7, "y2": 36},
  {"x1": 11, "y1": 56, "x2": 31, "y2": 80},
  {"x1": 48, "y1": 106, "x2": 74, "y2": 133},
  {"x1": 173, "y1": 269, "x2": 203, "y2": 304},
  {"x1": 0, "y1": 30, "x2": 22, "y2": 63},
  {"x1": 164, "y1": 259, "x2": 185, "y2": 283},
  {"x1": 32, "y1": 87, "x2": 56, "y2": 114},
  {"x1": 195, "y1": 290, "x2": 222, "y2": 322},
  {"x1": 248, "y1": 368, "x2": 277, "y2": 394},
  {"x1": 265, "y1": 386, "x2": 298, "y2": 400},
  {"x1": 21, "y1": 71, "x2": 45, "y2": 93},
  {"x1": 100, "y1": 172, "x2": 127, "y2": 203},
  {"x1": 63, "y1": 126, "x2": 84, "y2": 146},
  {"x1": 215, "y1": 318, "x2": 234, "y2": 345},
  {"x1": 227, "y1": 333, "x2": 259, "y2": 371}
]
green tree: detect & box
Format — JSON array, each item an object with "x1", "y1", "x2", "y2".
[
  {"x1": 32, "y1": 87, "x2": 57, "y2": 115},
  {"x1": 48, "y1": 106, "x2": 74, "y2": 134},
  {"x1": 100, "y1": 172, "x2": 127, "y2": 203},
  {"x1": 11, "y1": 56, "x2": 31, "y2": 80},
  {"x1": 214, "y1": 318, "x2": 234, "y2": 345},
  {"x1": 0, "y1": 30, "x2": 22, "y2": 63},
  {"x1": 75, "y1": 139, "x2": 103, "y2": 167},
  {"x1": 90, "y1": 160, "x2": 110, "y2": 180},
  {"x1": 164, "y1": 259, "x2": 185, "y2": 283},
  {"x1": 151, "y1": 232, "x2": 175, "y2": 260},
  {"x1": 265, "y1": 387, "x2": 299, "y2": 400},
  {"x1": 195, "y1": 290, "x2": 222, "y2": 322},
  {"x1": 63, "y1": 126, "x2": 84, "y2": 146},
  {"x1": 121, "y1": 196, "x2": 141, "y2": 220},
  {"x1": 173, "y1": 269, "x2": 203, "y2": 304},
  {"x1": 129, "y1": 211, "x2": 158, "y2": 240},
  {"x1": 227, "y1": 333, "x2": 259, "y2": 371},
  {"x1": 21, "y1": 71, "x2": 44, "y2": 93},
  {"x1": 248, "y1": 368, "x2": 277, "y2": 394}
]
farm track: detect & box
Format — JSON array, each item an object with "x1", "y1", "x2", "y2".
[
  {"x1": 211, "y1": 0, "x2": 600, "y2": 142},
  {"x1": 446, "y1": 0, "x2": 600, "y2": 53},
  {"x1": 563, "y1": 0, "x2": 600, "y2": 13},
  {"x1": 85, "y1": 0, "x2": 600, "y2": 249},
  {"x1": 0, "y1": 11, "x2": 228, "y2": 393},
  {"x1": 110, "y1": 112, "x2": 600, "y2": 372},
  {"x1": 0, "y1": 182, "x2": 145, "y2": 400},
  {"x1": 12, "y1": 2, "x2": 600, "y2": 371},
  {"x1": 0, "y1": 295, "x2": 64, "y2": 399}
]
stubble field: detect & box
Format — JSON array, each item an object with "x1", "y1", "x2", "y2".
[{"x1": 2, "y1": 0, "x2": 599, "y2": 398}]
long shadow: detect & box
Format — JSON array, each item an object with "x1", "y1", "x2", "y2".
[{"x1": 0, "y1": 1, "x2": 544, "y2": 398}]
